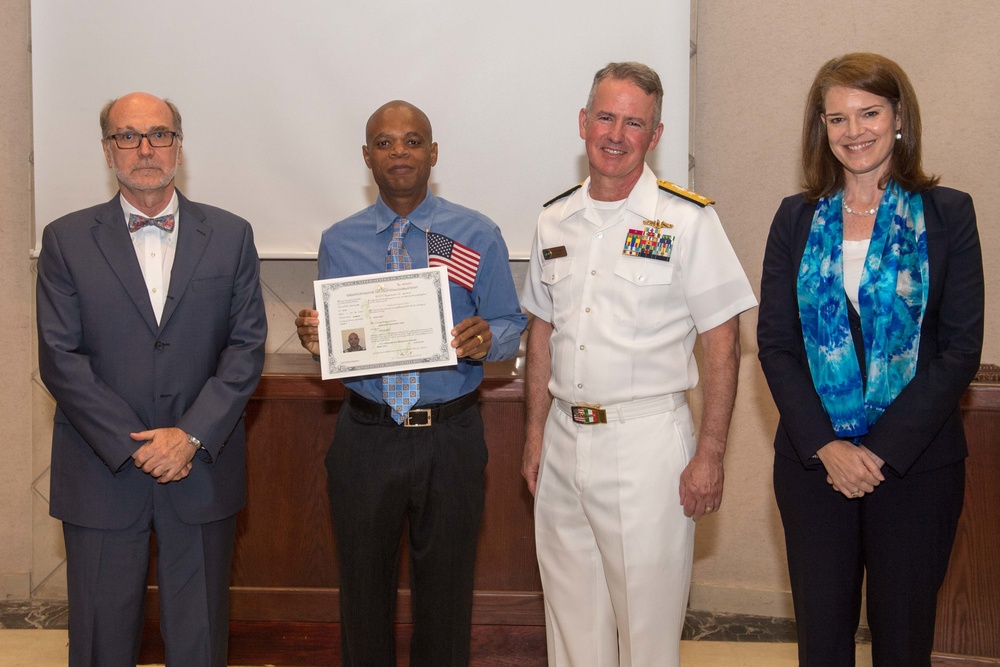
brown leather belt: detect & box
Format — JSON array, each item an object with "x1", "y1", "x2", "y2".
[{"x1": 346, "y1": 390, "x2": 479, "y2": 428}]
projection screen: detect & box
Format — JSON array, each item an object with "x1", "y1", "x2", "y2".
[{"x1": 31, "y1": 0, "x2": 690, "y2": 259}]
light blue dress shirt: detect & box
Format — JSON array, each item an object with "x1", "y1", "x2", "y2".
[{"x1": 318, "y1": 191, "x2": 527, "y2": 405}]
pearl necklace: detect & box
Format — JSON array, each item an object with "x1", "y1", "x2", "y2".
[{"x1": 843, "y1": 202, "x2": 878, "y2": 216}]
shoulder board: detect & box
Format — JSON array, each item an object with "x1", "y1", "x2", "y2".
[
  {"x1": 543, "y1": 184, "x2": 583, "y2": 208},
  {"x1": 657, "y1": 180, "x2": 714, "y2": 207}
]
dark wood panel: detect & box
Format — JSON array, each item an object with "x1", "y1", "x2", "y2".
[
  {"x1": 234, "y1": 398, "x2": 340, "y2": 589},
  {"x1": 143, "y1": 587, "x2": 544, "y2": 625},
  {"x1": 476, "y1": 400, "x2": 542, "y2": 593},
  {"x1": 934, "y1": 372, "x2": 1000, "y2": 663}
]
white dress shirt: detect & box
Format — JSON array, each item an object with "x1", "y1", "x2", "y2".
[{"x1": 119, "y1": 191, "x2": 179, "y2": 324}]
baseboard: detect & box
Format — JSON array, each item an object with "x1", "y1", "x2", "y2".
[
  {"x1": 688, "y1": 582, "x2": 795, "y2": 619},
  {"x1": 932, "y1": 654, "x2": 1000, "y2": 667}
]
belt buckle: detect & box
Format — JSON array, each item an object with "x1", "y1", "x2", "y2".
[
  {"x1": 571, "y1": 404, "x2": 607, "y2": 425},
  {"x1": 402, "y1": 409, "x2": 433, "y2": 428}
]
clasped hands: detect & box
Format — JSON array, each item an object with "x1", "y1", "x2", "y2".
[
  {"x1": 817, "y1": 440, "x2": 885, "y2": 499},
  {"x1": 295, "y1": 309, "x2": 492, "y2": 359},
  {"x1": 131, "y1": 426, "x2": 197, "y2": 484}
]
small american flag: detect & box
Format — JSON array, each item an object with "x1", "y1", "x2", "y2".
[{"x1": 427, "y1": 232, "x2": 480, "y2": 290}]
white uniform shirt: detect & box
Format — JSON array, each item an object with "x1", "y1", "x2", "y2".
[
  {"x1": 119, "y1": 191, "x2": 179, "y2": 324},
  {"x1": 521, "y1": 164, "x2": 757, "y2": 406}
]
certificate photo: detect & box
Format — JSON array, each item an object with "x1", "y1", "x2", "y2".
[{"x1": 313, "y1": 266, "x2": 457, "y2": 380}]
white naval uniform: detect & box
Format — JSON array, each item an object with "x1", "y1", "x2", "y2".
[{"x1": 521, "y1": 164, "x2": 757, "y2": 667}]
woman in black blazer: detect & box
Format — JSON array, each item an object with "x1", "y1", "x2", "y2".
[{"x1": 758, "y1": 53, "x2": 984, "y2": 666}]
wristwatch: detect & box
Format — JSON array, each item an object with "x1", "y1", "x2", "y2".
[{"x1": 186, "y1": 433, "x2": 203, "y2": 450}]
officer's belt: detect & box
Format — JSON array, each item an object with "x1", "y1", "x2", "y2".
[{"x1": 554, "y1": 392, "x2": 686, "y2": 425}]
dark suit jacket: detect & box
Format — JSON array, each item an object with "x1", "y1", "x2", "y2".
[
  {"x1": 37, "y1": 191, "x2": 267, "y2": 529},
  {"x1": 757, "y1": 187, "x2": 983, "y2": 476}
]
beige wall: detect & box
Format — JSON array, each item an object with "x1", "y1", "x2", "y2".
[
  {"x1": 1, "y1": 0, "x2": 996, "y2": 619},
  {"x1": 0, "y1": 0, "x2": 36, "y2": 599}
]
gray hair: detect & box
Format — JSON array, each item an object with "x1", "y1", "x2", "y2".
[
  {"x1": 585, "y1": 61, "x2": 663, "y2": 126},
  {"x1": 99, "y1": 96, "x2": 183, "y2": 138}
]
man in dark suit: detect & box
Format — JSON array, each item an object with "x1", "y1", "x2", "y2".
[{"x1": 36, "y1": 92, "x2": 267, "y2": 667}]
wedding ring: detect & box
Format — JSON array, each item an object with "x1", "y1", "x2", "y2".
[
  {"x1": 851, "y1": 490, "x2": 860, "y2": 498},
  {"x1": 476, "y1": 334, "x2": 484, "y2": 345}
]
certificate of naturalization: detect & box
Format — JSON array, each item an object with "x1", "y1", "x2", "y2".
[{"x1": 313, "y1": 266, "x2": 457, "y2": 380}]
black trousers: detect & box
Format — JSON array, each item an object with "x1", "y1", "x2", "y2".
[
  {"x1": 326, "y1": 397, "x2": 487, "y2": 667},
  {"x1": 774, "y1": 453, "x2": 964, "y2": 667}
]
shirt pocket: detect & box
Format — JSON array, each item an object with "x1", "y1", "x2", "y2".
[
  {"x1": 540, "y1": 257, "x2": 575, "y2": 328},
  {"x1": 613, "y1": 257, "x2": 675, "y2": 330}
]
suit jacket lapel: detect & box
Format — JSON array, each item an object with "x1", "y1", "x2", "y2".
[
  {"x1": 160, "y1": 191, "x2": 211, "y2": 331},
  {"x1": 92, "y1": 195, "x2": 160, "y2": 334}
]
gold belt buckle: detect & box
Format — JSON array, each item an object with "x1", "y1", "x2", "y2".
[
  {"x1": 571, "y1": 404, "x2": 607, "y2": 425},
  {"x1": 402, "y1": 409, "x2": 433, "y2": 427}
]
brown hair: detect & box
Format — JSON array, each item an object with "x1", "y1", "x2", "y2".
[{"x1": 801, "y1": 52, "x2": 937, "y2": 201}]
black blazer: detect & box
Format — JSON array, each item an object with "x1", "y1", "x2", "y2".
[
  {"x1": 37, "y1": 192, "x2": 268, "y2": 529},
  {"x1": 757, "y1": 187, "x2": 983, "y2": 476}
]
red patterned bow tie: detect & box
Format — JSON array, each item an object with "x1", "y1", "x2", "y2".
[{"x1": 128, "y1": 213, "x2": 175, "y2": 233}]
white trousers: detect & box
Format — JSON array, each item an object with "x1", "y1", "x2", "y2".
[{"x1": 534, "y1": 399, "x2": 697, "y2": 667}]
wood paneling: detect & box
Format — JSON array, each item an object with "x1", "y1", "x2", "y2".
[{"x1": 933, "y1": 367, "x2": 1000, "y2": 665}]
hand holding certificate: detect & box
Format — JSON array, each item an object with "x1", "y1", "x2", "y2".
[{"x1": 313, "y1": 266, "x2": 457, "y2": 380}]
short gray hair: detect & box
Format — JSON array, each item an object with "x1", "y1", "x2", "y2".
[{"x1": 585, "y1": 61, "x2": 663, "y2": 126}]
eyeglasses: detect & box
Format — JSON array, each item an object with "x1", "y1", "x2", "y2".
[{"x1": 106, "y1": 131, "x2": 180, "y2": 150}]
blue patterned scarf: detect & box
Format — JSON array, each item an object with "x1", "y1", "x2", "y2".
[{"x1": 797, "y1": 182, "x2": 928, "y2": 438}]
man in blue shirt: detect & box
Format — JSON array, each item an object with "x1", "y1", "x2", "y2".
[{"x1": 295, "y1": 100, "x2": 526, "y2": 666}]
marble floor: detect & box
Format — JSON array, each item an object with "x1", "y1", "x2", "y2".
[{"x1": 0, "y1": 629, "x2": 874, "y2": 667}]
